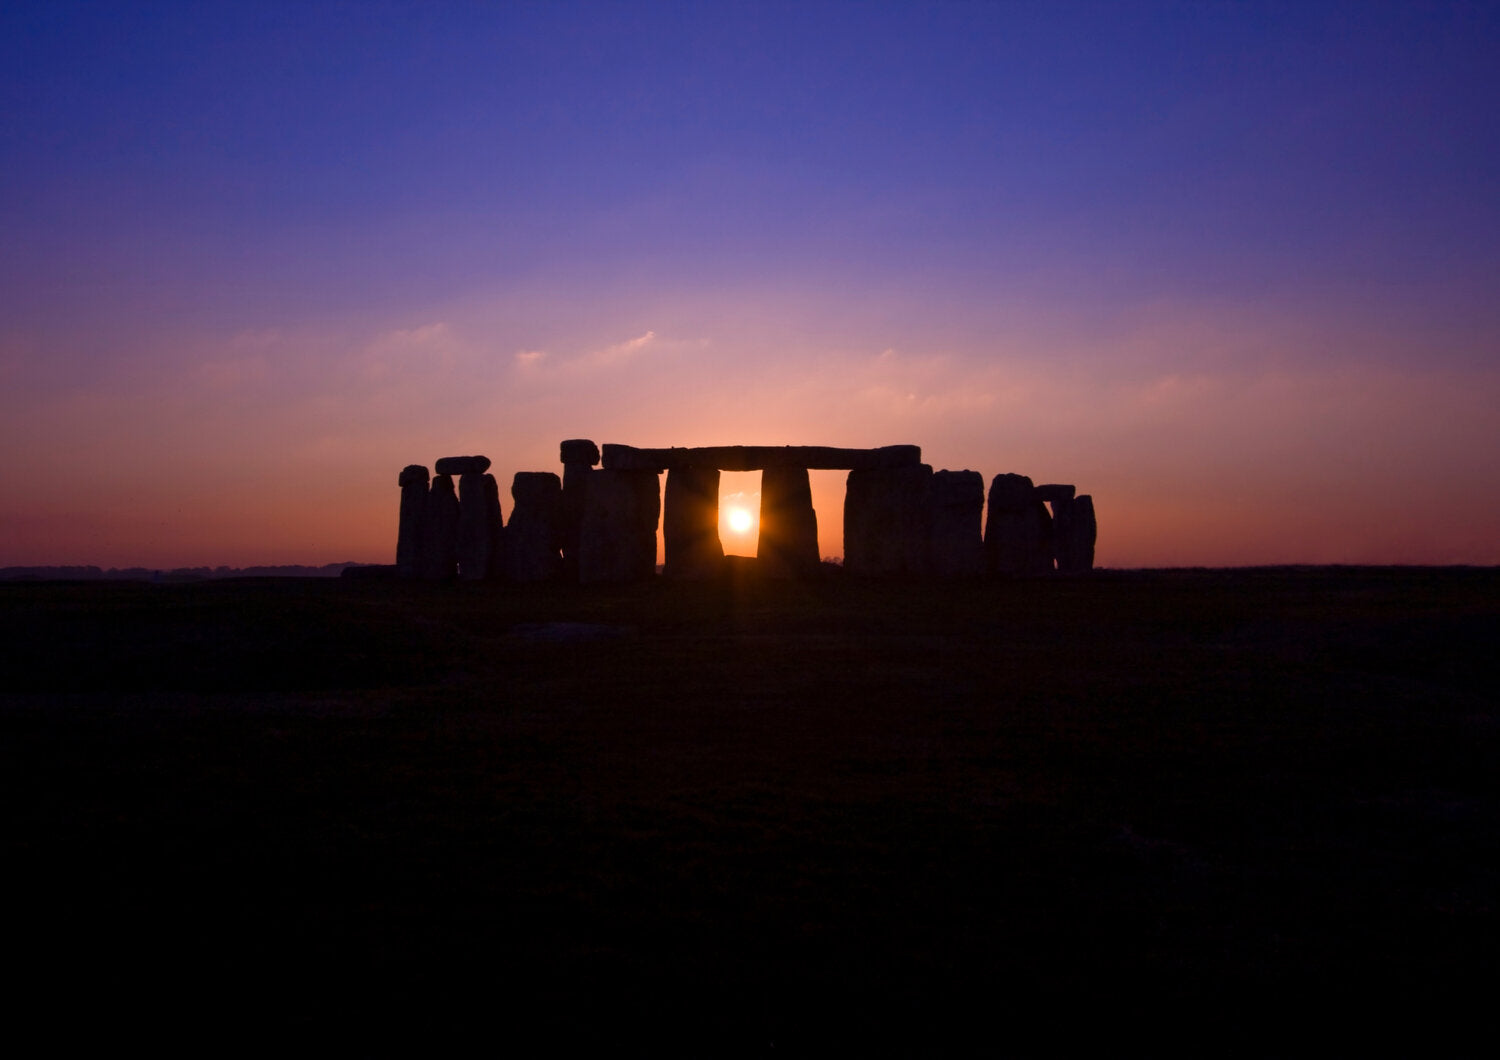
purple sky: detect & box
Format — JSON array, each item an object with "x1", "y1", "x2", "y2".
[{"x1": 3, "y1": 1, "x2": 1498, "y2": 567}]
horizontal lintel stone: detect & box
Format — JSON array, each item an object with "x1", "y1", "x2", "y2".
[
  {"x1": 434, "y1": 455, "x2": 491, "y2": 476},
  {"x1": 601, "y1": 443, "x2": 921, "y2": 472}
]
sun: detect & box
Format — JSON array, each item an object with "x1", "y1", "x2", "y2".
[{"x1": 726, "y1": 506, "x2": 754, "y2": 534}]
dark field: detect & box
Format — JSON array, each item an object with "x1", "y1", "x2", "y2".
[{"x1": 3, "y1": 568, "x2": 1496, "y2": 1049}]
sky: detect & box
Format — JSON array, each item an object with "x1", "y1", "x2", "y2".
[{"x1": 3, "y1": 1, "x2": 1497, "y2": 568}]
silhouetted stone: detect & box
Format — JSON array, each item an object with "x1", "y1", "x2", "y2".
[
  {"x1": 930, "y1": 469, "x2": 986, "y2": 577},
  {"x1": 559, "y1": 439, "x2": 600, "y2": 581},
  {"x1": 506, "y1": 472, "x2": 563, "y2": 582},
  {"x1": 663, "y1": 466, "x2": 724, "y2": 579},
  {"x1": 844, "y1": 464, "x2": 934, "y2": 575},
  {"x1": 1034, "y1": 483, "x2": 1076, "y2": 505},
  {"x1": 604, "y1": 444, "x2": 922, "y2": 472},
  {"x1": 1054, "y1": 494, "x2": 1097, "y2": 572},
  {"x1": 483, "y1": 473, "x2": 505, "y2": 581},
  {"x1": 457, "y1": 472, "x2": 496, "y2": 581},
  {"x1": 579, "y1": 469, "x2": 660, "y2": 583},
  {"x1": 396, "y1": 466, "x2": 430, "y2": 578},
  {"x1": 1075, "y1": 495, "x2": 1096, "y2": 570},
  {"x1": 559, "y1": 464, "x2": 591, "y2": 581},
  {"x1": 420, "y1": 473, "x2": 460, "y2": 580},
  {"x1": 985, "y1": 473, "x2": 1052, "y2": 574},
  {"x1": 758, "y1": 466, "x2": 820, "y2": 578},
  {"x1": 559, "y1": 439, "x2": 601, "y2": 466},
  {"x1": 435, "y1": 455, "x2": 491, "y2": 476}
]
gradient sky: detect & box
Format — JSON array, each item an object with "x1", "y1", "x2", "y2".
[{"x1": 3, "y1": 1, "x2": 1497, "y2": 568}]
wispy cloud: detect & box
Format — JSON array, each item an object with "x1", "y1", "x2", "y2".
[
  {"x1": 358, "y1": 322, "x2": 459, "y2": 380},
  {"x1": 512, "y1": 329, "x2": 659, "y2": 378}
]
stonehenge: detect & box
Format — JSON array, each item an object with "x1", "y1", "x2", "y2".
[
  {"x1": 393, "y1": 443, "x2": 1097, "y2": 583},
  {"x1": 844, "y1": 464, "x2": 934, "y2": 576},
  {"x1": 434, "y1": 455, "x2": 491, "y2": 476},
  {"x1": 456, "y1": 471, "x2": 498, "y2": 580},
  {"x1": 558, "y1": 439, "x2": 600, "y2": 581},
  {"x1": 603, "y1": 444, "x2": 922, "y2": 472},
  {"x1": 505, "y1": 472, "x2": 564, "y2": 582},
  {"x1": 663, "y1": 466, "x2": 725, "y2": 579},
  {"x1": 395, "y1": 464, "x2": 429, "y2": 579},
  {"x1": 578, "y1": 469, "x2": 660, "y2": 583},
  {"x1": 758, "y1": 467, "x2": 820, "y2": 578},
  {"x1": 984, "y1": 473, "x2": 1052, "y2": 575},
  {"x1": 420, "y1": 473, "x2": 460, "y2": 581},
  {"x1": 929, "y1": 470, "x2": 986, "y2": 577}
]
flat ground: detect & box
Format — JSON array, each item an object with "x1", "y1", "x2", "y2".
[{"x1": 2, "y1": 567, "x2": 1496, "y2": 1049}]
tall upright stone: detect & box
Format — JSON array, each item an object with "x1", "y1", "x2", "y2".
[
  {"x1": 929, "y1": 469, "x2": 985, "y2": 577},
  {"x1": 758, "y1": 466, "x2": 820, "y2": 578},
  {"x1": 578, "y1": 469, "x2": 660, "y2": 583},
  {"x1": 1054, "y1": 494, "x2": 1096, "y2": 572},
  {"x1": 506, "y1": 472, "x2": 564, "y2": 582},
  {"x1": 1036, "y1": 484, "x2": 1075, "y2": 570},
  {"x1": 1076, "y1": 495, "x2": 1096, "y2": 571},
  {"x1": 420, "y1": 473, "x2": 460, "y2": 581},
  {"x1": 396, "y1": 464, "x2": 429, "y2": 579},
  {"x1": 559, "y1": 439, "x2": 601, "y2": 582},
  {"x1": 984, "y1": 473, "x2": 1052, "y2": 574},
  {"x1": 844, "y1": 465, "x2": 934, "y2": 576},
  {"x1": 457, "y1": 472, "x2": 495, "y2": 581},
  {"x1": 482, "y1": 473, "x2": 505, "y2": 581},
  {"x1": 663, "y1": 465, "x2": 723, "y2": 579}
]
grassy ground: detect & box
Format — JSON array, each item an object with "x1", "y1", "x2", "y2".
[{"x1": 2, "y1": 567, "x2": 1496, "y2": 1049}]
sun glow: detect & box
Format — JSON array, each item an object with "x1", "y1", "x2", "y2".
[{"x1": 726, "y1": 506, "x2": 754, "y2": 534}]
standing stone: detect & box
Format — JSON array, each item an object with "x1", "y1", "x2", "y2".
[
  {"x1": 929, "y1": 469, "x2": 986, "y2": 577},
  {"x1": 420, "y1": 473, "x2": 460, "y2": 581},
  {"x1": 1054, "y1": 494, "x2": 1096, "y2": 572},
  {"x1": 559, "y1": 439, "x2": 601, "y2": 582},
  {"x1": 758, "y1": 466, "x2": 820, "y2": 578},
  {"x1": 663, "y1": 466, "x2": 724, "y2": 579},
  {"x1": 396, "y1": 465, "x2": 429, "y2": 579},
  {"x1": 1051, "y1": 495, "x2": 1073, "y2": 571},
  {"x1": 483, "y1": 473, "x2": 506, "y2": 581},
  {"x1": 506, "y1": 472, "x2": 564, "y2": 582},
  {"x1": 984, "y1": 473, "x2": 1052, "y2": 574},
  {"x1": 844, "y1": 465, "x2": 933, "y2": 576},
  {"x1": 457, "y1": 472, "x2": 495, "y2": 581},
  {"x1": 579, "y1": 469, "x2": 660, "y2": 583}
]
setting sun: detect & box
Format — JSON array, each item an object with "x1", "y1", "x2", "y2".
[{"x1": 726, "y1": 507, "x2": 754, "y2": 535}]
